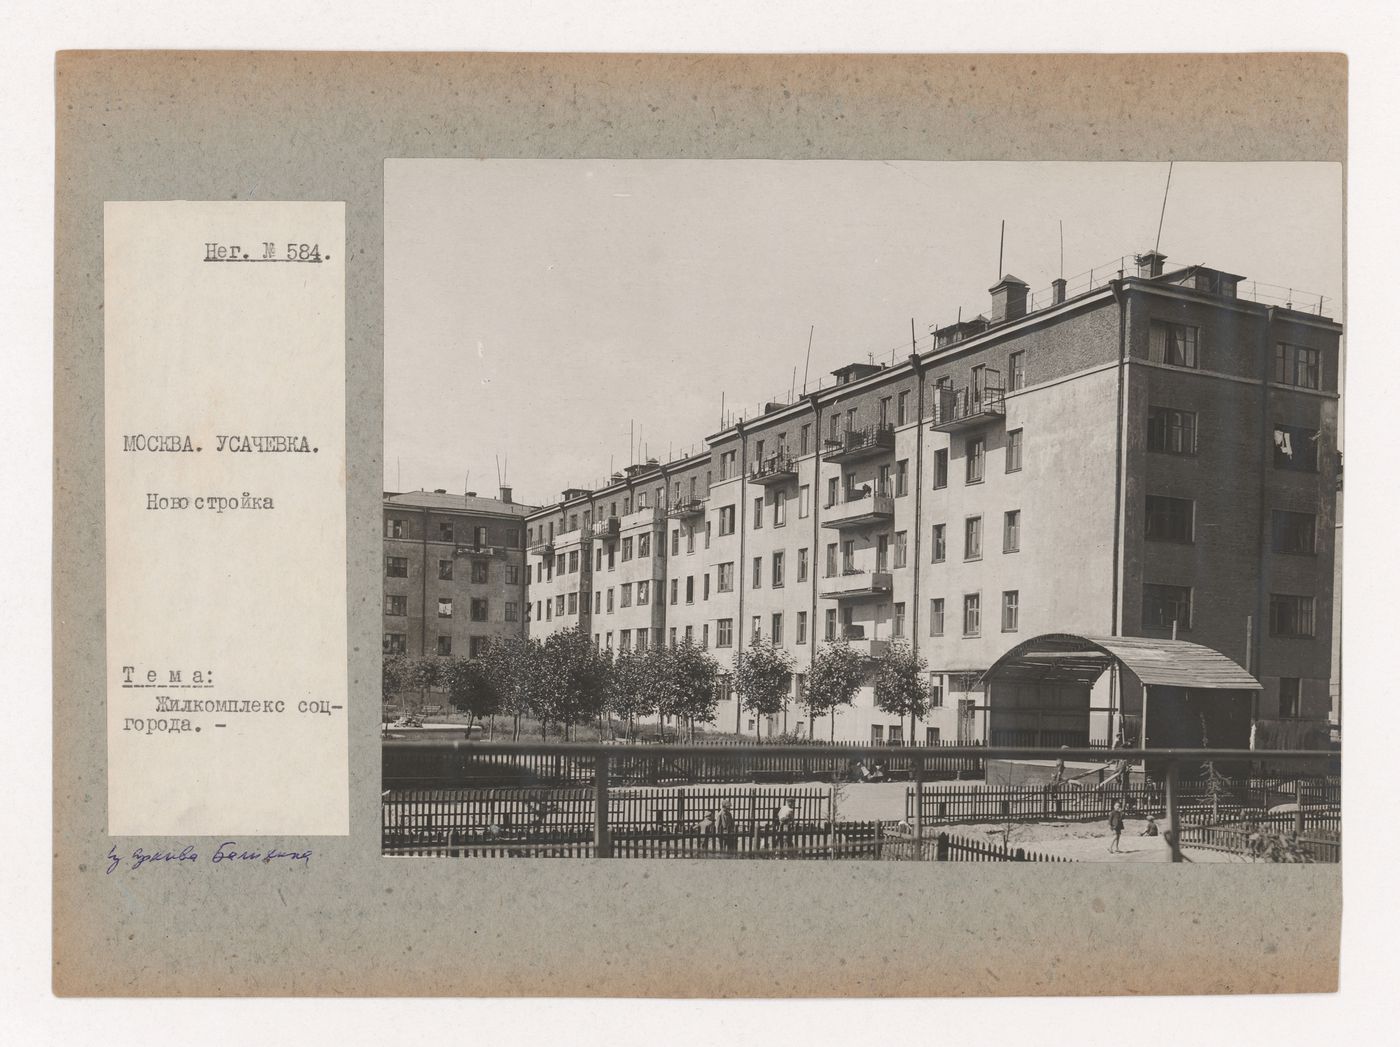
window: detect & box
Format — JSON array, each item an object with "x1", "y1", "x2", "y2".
[
  {"x1": 717, "y1": 562, "x2": 735, "y2": 592},
  {"x1": 772, "y1": 551, "x2": 785, "y2": 587},
  {"x1": 771, "y1": 613, "x2": 784, "y2": 645},
  {"x1": 595, "y1": 547, "x2": 603, "y2": 571},
  {"x1": 1273, "y1": 423, "x2": 1319, "y2": 472},
  {"x1": 721, "y1": 450, "x2": 737, "y2": 479},
  {"x1": 670, "y1": 578, "x2": 678, "y2": 605},
  {"x1": 1148, "y1": 407, "x2": 1197, "y2": 455},
  {"x1": 473, "y1": 560, "x2": 490, "y2": 584},
  {"x1": 931, "y1": 524, "x2": 946, "y2": 563},
  {"x1": 933, "y1": 448, "x2": 948, "y2": 489},
  {"x1": 1143, "y1": 584, "x2": 1191, "y2": 631},
  {"x1": 687, "y1": 527, "x2": 696, "y2": 554},
  {"x1": 438, "y1": 559, "x2": 453, "y2": 581},
  {"x1": 555, "y1": 553, "x2": 565, "y2": 575},
  {"x1": 567, "y1": 591, "x2": 578, "y2": 614},
  {"x1": 702, "y1": 624, "x2": 710, "y2": 648},
  {"x1": 620, "y1": 583, "x2": 632, "y2": 608},
  {"x1": 1278, "y1": 678, "x2": 1302, "y2": 719},
  {"x1": 672, "y1": 528, "x2": 681, "y2": 555},
  {"x1": 1269, "y1": 594, "x2": 1315, "y2": 638},
  {"x1": 893, "y1": 531, "x2": 908, "y2": 569},
  {"x1": 929, "y1": 676, "x2": 944, "y2": 708},
  {"x1": 705, "y1": 522, "x2": 711, "y2": 549},
  {"x1": 888, "y1": 725, "x2": 903, "y2": 745},
  {"x1": 879, "y1": 396, "x2": 891, "y2": 426},
  {"x1": 384, "y1": 594, "x2": 407, "y2": 616},
  {"x1": 1274, "y1": 343, "x2": 1321, "y2": 390},
  {"x1": 896, "y1": 458, "x2": 909, "y2": 496},
  {"x1": 385, "y1": 517, "x2": 406, "y2": 539},
  {"x1": 929, "y1": 598, "x2": 945, "y2": 636},
  {"x1": 637, "y1": 581, "x2": 649, "y2": 606},
  {"x1": 750, "y1": 495, "x2": 764, "y2": 530},
  {"x1": 470, "y1": 598, "x2": 489, "y2": 622},
  {"x1": 719, "y1": 505, "x2": 736, "y2": 535},
  {"x1": 1272, "y1": 510, "x2": 1317, "y2": 555},
  {"x1": 605, "y1": 632, "x2": 613, "y2": 651},
  {"x1": 966, "y1": 437, "x2": 985, "y2": 483},
  {"x1": 555, "y1": 595, "x2": 565, "y2": 616},
  {"x1": 797, "y1": 548, "x2": 809, "y2": 582},
  {"x1": 897, "y1": 390, "x2": 910, "y2": 426},
  {"x1": 716, "y1": 618, "x2": 734, "y2": 647},
  {"x1": 703, "y1": 574, "x2": 711, "y2": 600},
  {"x1": 621, "y1": 537, "x2": 634, "y2": 561},
  {"x1": 469, "y1": 636, "x2": 488, "y2": 658},
  {"x1": 1150, "y1": 321, "x2": 1200, "y2": 368},
  {"x1": 1145, "y1": 495, "x2": 1194, "y2": 543},
  {"x1": 383, "y1": 633, "x2": 406, "y2": 655},
  {"x1": 962, "y1": 593, "x2": 981, "y2": 636},
  {"x1": 879, "y1": 463, "x2": 892, "y2": 494},
  {"x1": 594, "y1": 591, "x2": 602, "y2": 614},
  {"x1": 505, "y1": 565, "x2": 520, "y2": 585},
  {"x1": 619, "y1": 630, "x2": 632, "y2": 652},
  {"x1": 825, "y1": 543, "x2": 838, "y2": 577},
  {"x1": 755, "y1": 440, "x2": 765, "y2": 462},
  {"x1": 669, "y1": 627, "x2": 677, "y2": 647},
  {"x1": 438, "y1": 597, "x2": 453, "y2": 618},
  {"x1": 1009, "y1": 351, "x2": 1025, "y2": 391},
  {"x1": 796, "y1": 611, "x2": 808, "y2": 644},
  {"x1": 1001, "y1": 590, "x2": 1020, "y2": 632},
  {"x1": 825, "y1": 608, "x2": 837, "y2": 641},
  {"x1": 436, "y1": 635, "x2": 452, "y2": 656},
  {"x1": 752, "y1": 556, "x2": 763, "y2": 589},
  {"x1": 964, "y1": 516, "x2": 982, "y2": 560},
  {"x1": 685, "y1": 625, "x2": 694, "y2": 644},
  {"x1": 870, "y1": 725, "x2": 884, "y2": 745},
  {"x1": 1003, "y1": 510, "x2": 1021, "y2": 553},
  {"x1": 1005, "y1": 429, "x2": 1023, "y2": 473},
  {"x1": 635, "y1": 630, "x2": 649, "y2": 653},
  {"x1": 385, "y1": 556, "x2": 408, "y2": 578},
  {"x1": 686, "y1": 576, "x2": 695, "y2": 603},
  {"x1": 926, "y1": 727, "x2": 941, "y2": 744},
  {"x1": 606, "y1": 588, "x2": 614, "y2": 612},
  {"x1": 438, "y1": 522, "x2": 454, "y2": 542},
  {"x1": 876, "y1": 534, "x2": 889, "y2": 572},
  {"x1": 893, "y1": 602, "x2": 906, "y2": 638},
  {"x1": 505, "y1": 601, "x2": 519, "y2": 622},
  {"x1": 638, "y1": 533, "x2": 651, "y2": 557},
  {"x1": 842, "y1": 540, "x2": 856, "y2": 574},
  {"x1": 798, "y1": 484, "x2": 810, "y2": 519}
]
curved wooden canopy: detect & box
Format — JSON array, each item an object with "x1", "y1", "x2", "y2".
[{"x1": 981, "y1": 633, "x2": 1261, "y2": 690}]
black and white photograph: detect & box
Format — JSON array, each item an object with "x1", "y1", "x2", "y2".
[{"x1": 380, "y1": 159, "x2": 1343, "y2": 864}]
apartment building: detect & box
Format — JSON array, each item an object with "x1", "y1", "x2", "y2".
[
  {"x1": 383, "y1": 487, "x2": 533, "y2": 671},
  {"x1": 525, "y1": 250, "x2": 1341, "y2": 745}
]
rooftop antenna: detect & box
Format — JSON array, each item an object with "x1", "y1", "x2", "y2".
[
  {"x1": 790, "y1": 366, "x2": 796, "y2": 403},
  {"x1": 1154, "y1": 160, "x2": 1174, "y2": 258},
  {"x1": 802, "y1": 325, "x2": 814, "y2": 394},
  {"x1": 1059, "y1": 219, "x2": 1064, "y2": 279},
  {"x1": 910, "y1": 317, "x2": 917, "y2": 354},
  {"x1": 720, "y1": 391, "x2": 725, "y2": 429},
  {"x1": 998, "y1": 219, "x2": 1005, "y2": 280},
  {"x1": 495, "y1": 454, "x2": 502, "y2": 489}
]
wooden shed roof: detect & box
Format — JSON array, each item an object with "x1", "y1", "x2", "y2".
[{"x1": 982, "y1": 633, "x2": 1261, "y2": 691}]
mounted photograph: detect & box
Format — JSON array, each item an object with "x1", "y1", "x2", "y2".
[{"x1": 380, "y1": 158, "x2": 1342, "y2": 864}]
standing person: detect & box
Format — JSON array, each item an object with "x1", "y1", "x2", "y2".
[
  {"x1": 775, "y1": 796, "x2": 796, "y2": 847},
  {"x1": 697, "y1": 809, "x2": 717, "y2": 853},
  {"x1": 717, "y1": 801, "x2": 738, "y2": 856},
  {"x1": 1108, "y1": 802, "x2": 1126, "y2": 853}
]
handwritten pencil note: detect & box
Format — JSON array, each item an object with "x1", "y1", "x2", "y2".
[{"x1": 104, "y1": 202, "x2": 348, "y2": 836}]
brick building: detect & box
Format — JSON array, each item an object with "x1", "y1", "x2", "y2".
[
  {"x1": 383, "y1": 487, "x2": 533, "y2": 680},
  {"x1": 524, "y1": 251, "x2": 1341, "y2": 745}
]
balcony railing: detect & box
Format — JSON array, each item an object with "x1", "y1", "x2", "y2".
[
  {"x1": 821, "y1": 424, "x2": 896, "y2": 464},
  {"x1": 819, "y1": 569, "x2": 894, "y2": 601},
  {"x1": 929, "y1": 383, "x2": 1006, "y2": 433},
  {"x1": 838, "y1": 625, "x2": 890, "y2": 659},
  {"x1": 529, "y1": 538, "x2": 555, "y2": 557},
  {"x1": 454, "y1": 543, "x2": 509, "y2": 559},
  {"x1": 749, "y1": 452, "x2": 799, "y2": 486},
  {"x1": 667, "y1": 498, "x2": 707, "y2": 520},
  {"x1": 822, "y1": 487, "x2": 895, "y2": 529}
]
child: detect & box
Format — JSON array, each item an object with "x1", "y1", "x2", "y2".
[{"x1": 1108, "y1": 802, "x2": 1126, "y2": 853}]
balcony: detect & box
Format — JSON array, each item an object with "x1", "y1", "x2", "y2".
[
  {"x1": 591, "y1": 516, "x2": 621, "y2": 540},
  {"x1": 667, "y1": 497, "x2": 707, "y2": 520},
  {"x1": 749, "y1": 452, "x2": 799, "y2": 487},
  {"x1": 529, "y1": 538, "x2": 554, "y2": 557},
  {"x1": 928, "y1": 382, "x2": 1006, "y2": 433},
  {"x1": 819, "y1": 569, "x2": 894, "y2": 602},
  {"x1": 821, "y1": 487, "x2": 895, "y2": 530},
  {"x1": 821, "y1": 424, "x2": 896, "y2": 464},
  {"x1": 454, "y1": 543, "x2": 509, "y2": 559},
  {"x1": 837, "y1": 625, "x2": 890, "y2": 660}
]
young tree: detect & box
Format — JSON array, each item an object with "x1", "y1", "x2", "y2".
[
  {"x1": 872, "y1": 642, "x2": 930, "y2": 744},
  {"x1": 382, "y1": 653, "x2": 411, "y2": 718},
  {"x1": 443, "y1": 656, "x2": 500, "y2": 730},
  {"x1": 803, "y1": 639, "x2": 866, "y2": 741},
  {"x1": 482, "y1": 635, "x2": 541, "y2": 740},
  {"x1": 649, "y1": 640, "x2": 721, "y2": 741},
  {"x1": 405, "y1": 656, "x2": 445, "y2": 714},
  {"x1": 607, "y1": 648, "x2": 653, "y2": 740},
  {"x1": 536, "y1": 627, "x2": 611, "y2": 740},
  {"x1": 732, "y1": 637, "x2": 794, "y2": 739}
]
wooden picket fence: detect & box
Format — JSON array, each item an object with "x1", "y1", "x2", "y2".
[{"x1": 1178, "y1": 812, "x2": 1341, "y2": 863}]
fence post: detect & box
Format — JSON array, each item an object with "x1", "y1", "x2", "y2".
[
  {"x1": 936, "y1": 831, "x2": 949, "y2": 862},
  {"x1": 1294, "y1": 781, "x2": 1305, "y2": 836},
  {"x1": 912, "y1": 756, "x2": 926, "y2": 860},
  {"x1": 1165, "y1": 759, "x2": 1182, "y2": 863},
  {"x1": 594, "y1": 752, "x2": 612, "y2": 858}
]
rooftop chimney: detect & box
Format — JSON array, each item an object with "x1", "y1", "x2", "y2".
[
  {"x1": 1051, "y1": 277, "x2": 1067, "y2": 305},
  {"x1": 989, "y1": 274, "x2": 1029, "y2": 324},
  {"x1": 1135, "y1": 250, "x2": 1167, "y2": 278},
  {"x1": 499, "y1": 485, "x2": 513, "y2": 504},
  {"x1": 464, "y1": 490, "x2": 477, "y2": 498},
  {"x1": 434, "y1": 488, "x2": 447, "y2": 494}
]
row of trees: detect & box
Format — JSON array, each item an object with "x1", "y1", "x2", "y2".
[{"x1": 384, "y1": 628, "x2": 941, "y2": 742}]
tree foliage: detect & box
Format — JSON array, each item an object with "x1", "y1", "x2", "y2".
[
  {"x1": 382, "y1": 653, "x2": 411, "y2": 705},
  {"x1": 443, "y1": 657, "x2": 500, "y2": 726},
  {"x1": 481, "y1": 635, "x2": 541, "y2": 740},
  {"x1": 872, "y1": 642, "x2": 930, "y2": 742},
  {"x1": 650, "y1": 640, "x2": 721, "y2": 738},
  {"x1": 535, "y1": 627, "x2": 610, "y2": 739},
  {"x1": 733, "y1": 638, "x2": 794, "y2": 735},
  {"x1": 606, "y1": 648, "x2": 653, "y2": 738},
  {"x1": 803, "y1": 640, "x2": 866, "y2": 740}
]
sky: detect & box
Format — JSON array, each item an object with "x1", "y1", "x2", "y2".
[{"x1": 384, "y1": 160, "x2": 1342, "y2": 506}]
